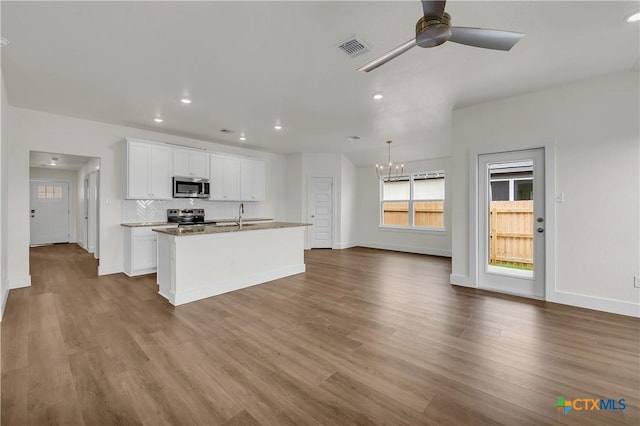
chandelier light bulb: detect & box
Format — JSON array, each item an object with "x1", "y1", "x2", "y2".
[{"x1": 375, "y1": 140, "x2": 404, "y2": 182}]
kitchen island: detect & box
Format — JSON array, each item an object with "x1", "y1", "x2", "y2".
[{"x1": 153, "y1": 222, "x2": 310, "y2": 306}]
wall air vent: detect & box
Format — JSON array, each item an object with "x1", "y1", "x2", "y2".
[{"x1": 337, "y1": 36, "x2": 370, "y2": 58}]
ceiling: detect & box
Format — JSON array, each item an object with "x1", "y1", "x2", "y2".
[
  {"x1": 2, "y1": 1, "x2": 639, "y2": 166},
  {"x1": 30, "y1": 151, "x2": 97, "y2": 171}
]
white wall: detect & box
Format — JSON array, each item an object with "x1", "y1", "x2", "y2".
[
  {"x1": 451, "y1": 70, "x2": 639, "y2": 316},
  {"x1": 284, "y1": 153, "x2": 303, "y2": 223},
  {"x1": 7, "y1": 106, "x2": 289, "y2": 283},
  {"x1": 356, "y1": 157, "x2": 452, "y2": 257},
  {"x1": 340, "y1": 156, "x2": 357, "y2": 249},
  {"x1": 29, "y1": 167, "x2": 79, "y2": 243},
  {"x1": 76, "y1": 158, "x2": 100, "y2": 251},
  {"x1": 1, "y1": 71, "x2": 9, "y2": 318}
]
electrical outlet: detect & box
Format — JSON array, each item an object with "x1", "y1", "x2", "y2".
[{"x1": 635, "y1": 275, "x2": 640, "y2": 288}]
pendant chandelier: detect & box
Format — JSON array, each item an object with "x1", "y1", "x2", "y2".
[{"x1": 375, "y1": 140, "x2": 404, "y2": 182}]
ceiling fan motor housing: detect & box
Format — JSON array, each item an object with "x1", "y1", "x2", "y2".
[{"x1": 415, "y1": 12, "x2": 452, "y2": 48}]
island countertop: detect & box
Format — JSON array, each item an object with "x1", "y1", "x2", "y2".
[
  {"x1": 152, "y1": 221, "x2": 310, "y2": 236},
  {"x1": 121, "y1": 218, "x2": 273, "y2": 227}
]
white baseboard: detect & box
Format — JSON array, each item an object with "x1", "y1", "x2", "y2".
[
  {"x1": 333, "y1": 241, "x2": 358, "y2": 250},
  {"x1": 357, "y1": 241, "x2": 452, "y2": 257},
  {"x1": 170, "y1": 264, "x2": 306, "y2": 306},
  {"x1": 9, "y1": 275, "x2": 31, "y2": 289},
  {"x1": 88, "y1": 245, "x2": 95, "y2": 254},
  {"x1": 1, "y1": 288, "x2": 9, "y2": 321},
  {"x1": 548, "y1": 290, "x2": 640, "y2": 318},
  {"x1": 77, "y1": 241, "x2": 87, "y2": 251},
  {"x1": 449, "y1": 273, "x2": 639, "y2": 317},
  {"x1": 98, "y1": 264, "x2": 122, "y2": 276},
  {"x1": 450, "y1": 273, "x2": 475, "y2": 287}
]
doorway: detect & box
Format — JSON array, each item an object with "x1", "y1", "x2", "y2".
[
  {"x1": 309, "y1": 177, "x2": 333, "y2": 249},
  {"x1": 478, "y1": 148, "x2": 545, "y2": 299},
  {"x1": 29, "y1": 179, "x2": 70, "y2": 245}
]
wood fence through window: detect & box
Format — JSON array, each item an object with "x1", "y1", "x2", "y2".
[
  {"x1": 489, "y1": 200, "x2": 533, "y2": 269},
  {"x1": 383, "y1": 201, "x2": 444, "y2": 228}
]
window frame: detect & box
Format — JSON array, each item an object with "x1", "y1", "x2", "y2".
[{"x1": 379, "y1": 170, "x2": 446, "y2": 232}]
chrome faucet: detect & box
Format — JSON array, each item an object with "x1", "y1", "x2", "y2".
[{"x1": 237, "y1": 203, "x2": 244, "y2": 229}]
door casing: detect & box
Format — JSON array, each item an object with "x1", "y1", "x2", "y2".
[{"x1": 466, "y1": 141, "x2": 557, "y2": 301}]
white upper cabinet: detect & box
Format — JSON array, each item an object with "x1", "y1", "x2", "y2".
[
  {"x1": 210, "y1": 154, "x2": 241, "y2": 201},
  {"x1": 126, "y1": 139, "x2": 172, "y2": 200},
  {"x1": 240, "y1": 158, "x2": 266, "y2": 201},
  {"x1": 173, "y1": 148, "x2": 210, "y2": 178}
]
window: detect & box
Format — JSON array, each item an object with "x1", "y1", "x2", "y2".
[
  {"x1": 37, "y1": 185, "x2": 63, "y2": 199},
  {"x1": 381, "y1": 171, "x2": 445, "y2": 229},
  {"x1": 488, "y1": 161, "x2": 533, "y2": 201}
]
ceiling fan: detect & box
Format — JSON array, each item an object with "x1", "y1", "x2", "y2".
[{"x1": 358, "y1": 0, "x2": 525, "y2": 72}]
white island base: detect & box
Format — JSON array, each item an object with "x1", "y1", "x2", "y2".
[{"x1": 155, "y1": 225, "x2": 306, "y2": 306}]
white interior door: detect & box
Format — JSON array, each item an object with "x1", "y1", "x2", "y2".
[
  {"x1": 478, "y1": 148, "x2": 545, "y2": 299},
  {"x1": 30, "y1": 180, "x2": 70, "y2": 245},
  {"x1": 309, "y1": 177, "x2": 333, "y2": 249},
  {"x1": 88, "y1": 172, "x2": 97, "y2": 254},
  {"x1": 83, "y1": 176, "x2": 89, "y2": 250}
]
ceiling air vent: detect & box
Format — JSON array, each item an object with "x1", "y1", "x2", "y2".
[{"x1": 337, "y1": 36, "x2": 370, "y2": 58}]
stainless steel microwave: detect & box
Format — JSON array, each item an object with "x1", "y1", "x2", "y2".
[{"x1": 173, "y1": 176, "x2": 210, "y2": 198}]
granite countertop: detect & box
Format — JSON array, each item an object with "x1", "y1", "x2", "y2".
[
  {"x1": 121, "y1": 222, "x2": 173, "y2": 227},
  {"x1": 121, "y1": 218, "x2": 273, "y2": 228},
  {"x1": 152, "y1": 222, "x2": 311, "y2": 236}
]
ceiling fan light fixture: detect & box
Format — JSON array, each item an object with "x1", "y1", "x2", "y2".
[
  {"x1": 153, "y1": 117, "x2": 163, "y2": 123},
  {"x1": 274, "y1": 124, "x2": 282, "y2": 130},
  {"x1": 627, "y1": 12, "x2": 640, "y2": 22},
  {"x1": 372, "y1": 92, "x2": 384, "y2": 100},
  {"x1": 180, "y1": 98, "x2": 192, "y2": 104},
  {"x1": 239, "y1": 135, "x2": 247, "y2": 141}
]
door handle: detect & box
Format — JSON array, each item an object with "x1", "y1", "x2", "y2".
[{"x1": 537, "y1": 228, "x2": 544, "y2": 233}]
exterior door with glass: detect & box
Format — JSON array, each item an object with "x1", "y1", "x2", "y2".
[
  {"x1": 478, "y1": 149, "x2": 545, "y2": 299},
  {"x1": 30, "y1": 180, "x2": 70, "y2": 245}
]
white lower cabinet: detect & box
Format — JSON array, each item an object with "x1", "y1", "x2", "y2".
[{"x1": 123, "y1": 226, "x2": 176, "y2": 276}]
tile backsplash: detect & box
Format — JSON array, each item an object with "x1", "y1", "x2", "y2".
[{"x1": 121, "y1": 199, "x2": 265, "y2": 223}]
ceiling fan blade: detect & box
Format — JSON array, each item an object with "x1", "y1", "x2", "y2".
[
  {"x1": 421, "y1": 0, "x2": 446, "y2": 19},
  {"x1": 358, "y1": 38, "x2": 417, "y2": 72},
  {"x1": 449, "y1": 27, "x2": 525, "y2": 51}
]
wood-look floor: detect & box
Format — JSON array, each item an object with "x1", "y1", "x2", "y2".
[{"x1": 2, "y1": 244, "x2": 639, "y2": 426}]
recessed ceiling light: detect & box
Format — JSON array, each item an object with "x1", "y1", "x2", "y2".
[
  {"x1": 372, "y1": 92, "x2": 384, "y2": 100},
  {"x1": 627, "y1": 12, "x2": 640, "y2": 22},
  {"x1": 0, "y1": 38, "x2": 9, "y2": 48},
  {"x1": 346, "y1": 136, "x2": 361, "y2": 141},
  {"x1": 274, "y1": 124, "x2": 282, "y2": 130},
  {"x1": 180, "y1": 98, "x2": 191, "y2": 104},
  {"x1": 154, "y1": 117, "x2": 163, "y2": 123},
  {"x1": 239, "y1": 135, "x2": 247, "y2": 141}
]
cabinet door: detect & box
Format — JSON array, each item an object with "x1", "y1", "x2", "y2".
[
  {"x1": 241, "y1": 158, "x2": 266, "y2": 201},
  {"x1": 209, "y1": 155, "x2": 226, "y2": 200},
  {"x1": 133, "y1": 234, "x2": 157, "y2": 272},
  {"x1": 225, "y1": 157, "x2": 241, "y2": 201},
  {"x1": 190, "y1": 152, "x2": 210, "y2": 179},
  {"x1": 173, "y1": 148, "x2": 191, "y2": 177},
  {"x1": 127, "y1": 142, "x2": 151, "y2": 199},
  {"x1": 149, "y1": 146, "x2": 173, "y2": 199}
]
